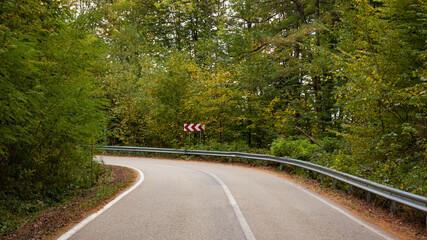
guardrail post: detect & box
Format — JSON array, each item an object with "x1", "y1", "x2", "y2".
[
  {"x1": 90, "y1": 145, "x2": 94, "y2": 183},
  {"x1": 333, "y1": 179, "x2": 337, "y2": 189},
  {"x1": 229, "y1": 157, "x2": 232, "y2": 163},
  {"x1": 390, "y1": 201, "x2": 396, "y2": 214},
  {"x1": 366, "y1": 192, "x2": 372, "y2": 202},
  {"x1": 320, "y1": 174, "x2": 324, "y2": 185},
  {"x1": 245, "y1": 159, "x2": 249, "y2": 164},
  {"x1": 348, "y1": 185, "x2": 353, "y2": 194},
  {"x1": 279, "y1": 164, "x2": 283, "y2": 171}
]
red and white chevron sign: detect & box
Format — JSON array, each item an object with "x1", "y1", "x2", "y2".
[{"x1": 184, "y1": 123, "x2": 205, "y2": 132}]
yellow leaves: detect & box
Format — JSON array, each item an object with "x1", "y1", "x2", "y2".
[
  {"x1": 28, "y1": 59, "x2": 57, "y2": 66},
  {"x1": 33, "y1": 9, "x2": 42, "y2": 14},
  {"x1": 269, "y1": 97, "x2": 279, "y2": 106},
  {"x1": 266, "y1": 97, "x2": 280, "y2": 114},
  {"x1": 236, "y1": 116, "x2": 247, "y2": 122}
]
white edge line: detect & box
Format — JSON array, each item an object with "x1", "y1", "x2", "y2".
[
  {"x1": 57, "y1": 166, "x2": 144, "y2": 240},
  {"x1": 204, "y1": 171, "x2": 256, "y2": 240},
  {"x1": 292, "y1": 183, "x2": 395, "y2": 240}
]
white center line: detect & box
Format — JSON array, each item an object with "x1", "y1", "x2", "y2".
[{"x1": 203, "y1": 171, "x2": 257, "y2": 240}]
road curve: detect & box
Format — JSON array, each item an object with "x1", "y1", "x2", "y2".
[{"x1": 61, "y1": 156, "x2": 397, "y2": 240}]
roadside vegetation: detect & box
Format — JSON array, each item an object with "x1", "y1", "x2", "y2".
[
  {"x1": 0, "y1": 165, "x2": 135, "y2": 239},
  {"x1": 0, "y1": 0, "x2": 425, "y2": 236}
]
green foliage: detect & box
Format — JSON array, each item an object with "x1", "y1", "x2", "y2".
[
  {"x1": 0, "y1": 0, "x2": 108, "y2": 234},
  {"x1": 329, "y1": 0, "x2": 427, "y2": 193},
  {"x1": 271, "y1": 137, "x2": 323, "y2": 161},
  {"x1": 322, "y1": 137, "x2": 344, "y2": 153}
]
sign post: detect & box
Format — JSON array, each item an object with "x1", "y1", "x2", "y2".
[{"x1": 184, "y1": 123, "x2": 205, "y2": 145}]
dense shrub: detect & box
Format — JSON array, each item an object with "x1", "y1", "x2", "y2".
[{"x1": 271, "y1": 137, "x2": 322, "y2": 161}]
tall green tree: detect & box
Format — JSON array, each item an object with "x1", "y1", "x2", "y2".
[
  {"x1": 333, "y1": 0, "x2": 426, "y2": 193},
  {"x1": 0, "y1": 0, "x2": 107, "y2": 200}
]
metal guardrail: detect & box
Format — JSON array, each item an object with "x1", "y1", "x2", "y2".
[{"x1": 98, "y1": 145, "x2": 427, "y2": 219}]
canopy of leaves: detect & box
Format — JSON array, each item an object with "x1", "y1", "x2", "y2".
[{"x1": 98, "y1": 0, "x2": 425, "y2": 194}]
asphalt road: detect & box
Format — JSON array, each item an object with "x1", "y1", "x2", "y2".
[{"x1": 60, "y1": 156, "x2": 398, "y2": 240}]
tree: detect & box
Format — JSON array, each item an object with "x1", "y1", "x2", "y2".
[
  {"x1": 0, "y1": 0, "x2": 107, "y2": 201},
  {"x1": 333, "y1": 0, "x2": 426, "y2": 193}
]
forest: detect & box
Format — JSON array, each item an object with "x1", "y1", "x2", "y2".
[{"x1": 0, "y1": 0, "x2": 426, "y2": 233}]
